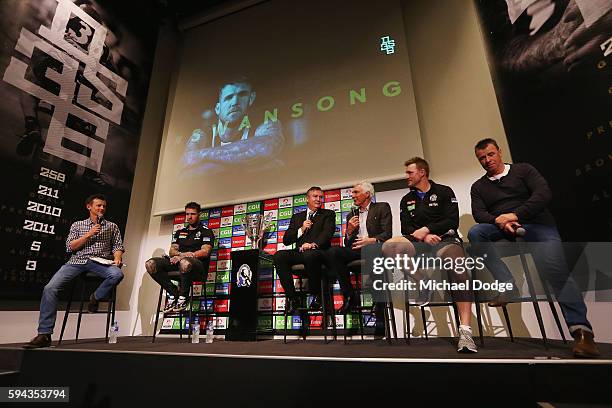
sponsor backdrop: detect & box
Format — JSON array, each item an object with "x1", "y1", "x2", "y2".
[
  {"x1": 0, "y1": 0, "x2": 157, "y2": 299},
  {"x1": 475, "y1": 0, "x2": 612, "y2": 241},
  {"x1": 161, "y1": 188, "x2": 377, "y2": 335}
]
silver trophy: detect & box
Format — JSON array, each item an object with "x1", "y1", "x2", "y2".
[{"x1": 242, "y1": 213, "x2": 274, "y2": 249}]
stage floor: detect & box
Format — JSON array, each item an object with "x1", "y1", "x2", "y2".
[
  {"x1": 3, "y1": 336, "x2": 612, "y2": 361},
  {"x1": 2, "y1": 337, "x2": 612, "y2": 406}
]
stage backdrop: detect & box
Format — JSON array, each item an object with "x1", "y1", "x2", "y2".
[
  {"x1": 0, "y1": 0, "x2": 158, "y2": 299},
  {"x1": 160, "y1": 188, "x2": 376, "y2": 335},
  {"x1": 153, "y1": 0, "x2": 422, "y2": 214},
  {"x1": 475, "y1": 0, "x2": 612, "y2": 241}
]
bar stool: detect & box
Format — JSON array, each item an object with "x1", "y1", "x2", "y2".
[
  {"x1": 468, "y1": 239, "x2": 567, "y2": 349},
  {"x1": 151, "y1": 271, "x2": 203, "y2": 343},
  {"x1": 282, "y1": 264, "x2": 334, "y2": 343},
  {"x1": 341, "y1": 259, "x2": 397, "y2": 344},
  {"x1": 403, "y1": 271, "x2": 485, "y2": 346},
  {"x1": 58, "y1": 272, "x2": 117, "y2": 345}
]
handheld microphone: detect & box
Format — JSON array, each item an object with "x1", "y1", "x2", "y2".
[
  {"x1": 440, "y1": 229, "x2": 455, "y2": 239},
  {"x1": 515, "y1": 227, "x2": 526, "y2": 237},
  {"x1": 96, "y1": 215, "x2": 104, "y2": 225},
  {"x1": 351, "y1": 205, "x2": 359, "y2": 218}
]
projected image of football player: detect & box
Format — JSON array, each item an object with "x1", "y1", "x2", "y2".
[{"x1": 181, "y1": 77, "x2": 284, "y2": 176}]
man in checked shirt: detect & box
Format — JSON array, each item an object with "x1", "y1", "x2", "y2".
[{"x1": 24, "y1": 194, "x2": 124, "y2": 349}]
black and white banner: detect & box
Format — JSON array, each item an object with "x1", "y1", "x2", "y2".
[
  {"x1": 0, "y1": 0, "x2": 157, "y2": 299},
  {"x1": 475, "y1": 0, "x2": 612, "y2": 241}
]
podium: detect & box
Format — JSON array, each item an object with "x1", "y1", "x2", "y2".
[{"x1": 226, "y1": 249, "x2": 273, "y2": 341}]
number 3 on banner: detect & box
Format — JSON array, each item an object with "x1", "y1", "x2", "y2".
[{"x1": 26, "y1": 260, "x2": 37, "y2": 271}]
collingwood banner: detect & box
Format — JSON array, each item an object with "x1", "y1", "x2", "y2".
[
  {"x1": 0, "y1": 0, "x2": 157, "y2": 299},
  {"x1": 475, "y1": 0, "x2": 612, "y2": 241}
]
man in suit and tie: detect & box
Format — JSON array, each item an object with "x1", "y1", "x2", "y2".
[
  {"x1": 325, "y1": 181, "x2": 392, "y2": 313},
  {"x1": 273, "y1": 186, "x2": 336, "y2": 313}
]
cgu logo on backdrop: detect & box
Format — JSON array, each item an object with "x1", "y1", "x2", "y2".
[{"x1": 2, "y1": 0, "x2": 128, "y2": 172}]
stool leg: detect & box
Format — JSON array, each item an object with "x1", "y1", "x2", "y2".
[
  {"x1": 472, "y1": 283, "x2": 485, "y2": 346},
  {"x1": 542, "y1": 283, "x2": 567, "y2": 344},
  {"x1": 519, "y1": 252, "x2": 548, "y2": 349},
  {"x1": 451, "y1": 303, "x2": 461, "y2": 334},
  {"x1": 152, "y1": 287, "x2": 163, "y2": 343},
  {"x1": 75, "y1": 280, "x2": 86, "y2": 343},
  {"x1": 475, "y1": 299, "x2": 485, "y2": 347},
  {"x1": 502, "y1": 305, "x2": 515, "y2": 342},
  {"x1": 420, "y1": 307, "x2": 428, "y2": 340},
  {"x1": 283, "y1": 300, "x2": 288, "y2": 344},
  {"x1": 179, "y1": 312, "x2": 183, "y2": 340},
  {"x1": 321, "y1": 280, "x2": 328, "y2": 344},
  {"x1": 388, "y1": 300, "x2": 397, "y2": 340},
  {"x1": 59, "y1": 280, "x2": 76, "y2": 345},
  {"x1": 404, "y1": 298, "x2": 411, "y2": 344},
  {"x1": 187, "y1": 284, "x2": 193, "y2": 343},
  {"x1": 105, "y1": 288, "x2": 113, "y2": 342},
  {"x1": 383, "y1": 305, "x2": 391, "y2": 345}
]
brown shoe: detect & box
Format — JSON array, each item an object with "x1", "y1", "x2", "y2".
[
  {"x1": 572, "y1": 329, "x2": 600, "y2": 358},
  {"x1": 87, "y1": 293, "x2": 99, "y2": 313},
  {"x1": 23, "y1": 334, "x2": 51, "y2": 349}
]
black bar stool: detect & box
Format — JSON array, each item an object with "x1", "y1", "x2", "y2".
[
  {"x1": 58, "y1": 272, "x2": 117, "y2": 345},
  {"x1": 151, "y1": 271, "x2": 202, "y2": 343},
  {"x1": 282, "y1": 264, "x2": 335, "y2": 343}
]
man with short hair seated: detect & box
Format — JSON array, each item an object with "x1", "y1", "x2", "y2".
[
  {"x1": 24, "y1": 194, "x2": 124, "y2": 349},
  {"x1": 145, "y1": 202, "x2": 214, "y2": 313},
  {"x1": 468, "y1": 138, "x2": 599, "y2": 357},
  {"x1": 382, "y1": 157, "x2": 477, "y2": 353},
  {"x1": 273, "y1": 186, "x2": 336, "y2": 313}
]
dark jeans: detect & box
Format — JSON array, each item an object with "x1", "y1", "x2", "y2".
[
  {"x1": 147, "y1": 256, "x2": 205, "y2": 297},
  {"x1": 468, "y1": 223, "x2": 591, "y2": 332},
  {"x1": 273, "y1": 249, "x2": 326, "y2": 299}
]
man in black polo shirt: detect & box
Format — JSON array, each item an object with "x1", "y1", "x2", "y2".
[
  {"x1": 468, "y1": 138, "x2": 599, "y2": 357},
  {"x1": 145, "y1": 202, "x2": 215, "y2": 312},
  {"x1": 382, "y1": 157, "x2": 477, "y2": 353}
]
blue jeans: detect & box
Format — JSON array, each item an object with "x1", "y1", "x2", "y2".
[
  {"x1": 468, "y1": 223, "x2": 591, "y2": 332},
  {"x1": 38, "y1": 259, "x2": 124, "y2": 335}
]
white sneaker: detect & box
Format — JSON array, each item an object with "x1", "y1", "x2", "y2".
[{"x1": 457, "y1": 327, "x2": 478, "y2": 353}]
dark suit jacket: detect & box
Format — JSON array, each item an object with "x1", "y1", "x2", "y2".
[
  {"x1": 283, "y1": 208, "x2": 336, "y2": 249},
  {"x1": 344, "y1": 201, "x2": 392, "y2": 247}
]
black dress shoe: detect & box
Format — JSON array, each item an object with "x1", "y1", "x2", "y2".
[
  {"x1": 286, "y1": 297, "x2": 301, "y2": 314},
  {"x1": 87, "y1": 293, "x2": 99, "y2": 313},
  {"x1": 309, "y1": 295, "x2": 322, "y2": 310},
  {"x1": 23, "y1": 334, "x2": 51, "y2": 349},
  {"x1": 338, "y1": 292, "x2": 355, "y2": 314}
]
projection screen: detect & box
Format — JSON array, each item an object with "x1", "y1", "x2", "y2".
[{"x1": 153, "y1": 0, "x2": 422, "y2": 214}]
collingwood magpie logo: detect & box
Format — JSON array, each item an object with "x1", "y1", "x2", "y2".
[{"x1": 236, "y1": 264, "x2": 252, "y2": 287}]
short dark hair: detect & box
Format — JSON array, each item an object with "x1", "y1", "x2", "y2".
[
  {"x1": 474, "y1": 138, "x2": 500, "y2": 151},
  {"x1": 404, "y1": 157, "x2": 430, "y2": 177},
  {"x1": 184, "y1": 202, "x2": 201, "y2": 213},
  {"x1": 85, "y1": 193, "x2": 106, "y2": 206},
  {"x1": 218, "y1": 76, "x2": 252, "y2": 98},
  {"x1": 306, "y1": 186, "x2": 323, "y2": 196}
]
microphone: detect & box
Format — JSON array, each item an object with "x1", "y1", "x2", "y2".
[
  {"x1": 351, "y1": 205, "x2": 359, "y2": 218},
  {"x1": 440, "y1": 229, "x2": 455, "y2": 239},
  {"x1": 308, "y1": 211, "x2": 315, "y2": 221},
  {"x1": 515, "y1": 227, "x2": 526, "y2": 237},
  {"x1": 96, "y1": 215, "x2": 104, "y2": 225}
]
